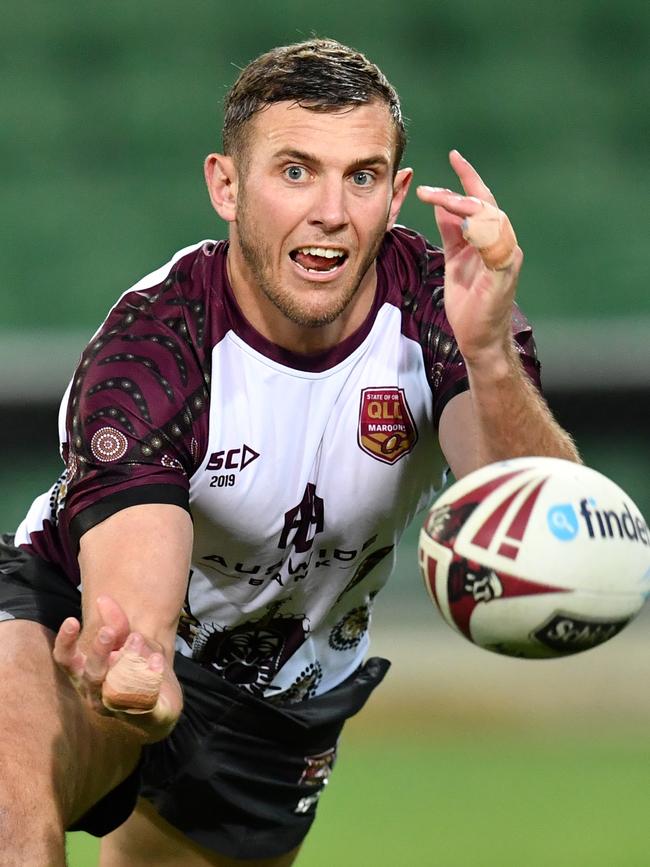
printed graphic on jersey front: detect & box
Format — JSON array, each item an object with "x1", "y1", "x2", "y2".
[
  {"x1": 329, "y1": 602, "x2": 373, "y2": 650},
  {"x1": 180, "y1": 596, "x2": 311, "y2": 696},
  {"x1": 206, "y1": 444, "x2": 260, "y2": 489},
  {"x1": 279, "y1": 483, "x2": 324, "y2": 553},
  {"x1": 357, "y1": 387, "x2": 418, "y2": 465},
  {"x1": 206, "y1": 444, "x2": 260, "y2": 472},
  {"x1": 335, "y1": 545, "x2": 392, "y2": 603},
  {"x1": 271, "y1": 661, "x2": 323, "y2": 704}
]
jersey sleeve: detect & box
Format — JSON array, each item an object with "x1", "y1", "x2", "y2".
[
  {"x1": 59, "y1": 270, "x2": 210, "y2": 551},
  {"x1": 511, "y1": 303, "x2": 542, "y2": 391}
]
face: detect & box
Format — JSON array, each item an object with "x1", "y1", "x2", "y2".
[{"x1": 207, "y1": 101, "x2": 412, "y2": 338}]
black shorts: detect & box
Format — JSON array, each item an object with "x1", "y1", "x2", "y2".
[{"x1": 0, "y1": 535, "x2": 390, "y2": 860}]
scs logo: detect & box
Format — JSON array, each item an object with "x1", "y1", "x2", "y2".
[{"x1": 206, "y1": 444, "x2": 259, "y2": 488}]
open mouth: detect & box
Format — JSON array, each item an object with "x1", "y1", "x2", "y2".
[{"x1": 289, "y1": 245, "x2": 349, "y2": 275}]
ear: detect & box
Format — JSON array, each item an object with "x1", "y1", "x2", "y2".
[
  {"x1": 204, "y1": 153, "x2": 238, "y2": 222},
  {"x1": 387, "y1": 167, "x2": 414, "y2": 230}
]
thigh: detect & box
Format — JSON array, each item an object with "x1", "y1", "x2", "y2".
[
  {"x1": 0, "y1": 619, "x2": 140, "y2": 825},
  {"x1": 99, "y1": 798, "x2": 301, "y2": 867},
  {"x1": 0, "y1": 618, "x2": 86, "y2": 813}
]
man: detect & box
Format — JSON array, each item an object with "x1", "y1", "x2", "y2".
[{"x1": 0, "y1": 38, "x2": 578, "y2": 866}]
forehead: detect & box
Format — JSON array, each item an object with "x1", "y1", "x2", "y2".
[{"x1": 245, "y1": 100, "x2": 397, "y2": 166}]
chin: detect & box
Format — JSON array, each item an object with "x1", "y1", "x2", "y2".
[
  {"x1": 282, "y1": 304, "x2": 346, "y2": 330},
  {"x1": 293, "y1": 288, "x2": 360, "y2": 327}
]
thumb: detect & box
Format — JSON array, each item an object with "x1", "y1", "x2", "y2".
[
  {"x1": 96, "y1": 595, "x2": 131, "y2": 646},
  {"x1": 103, "y1": 647, "x2": 164, "y2": 713}
]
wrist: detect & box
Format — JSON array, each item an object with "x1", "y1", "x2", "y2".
[{"x1": 462, "y1": 338, "x2": 518, "y2": 381}]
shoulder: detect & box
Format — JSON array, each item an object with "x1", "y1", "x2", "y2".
[
  {"x1": 377, "y1": 226, "x2": 450, "y2": 351},
  {"x1": 76, "y1": 240, "x2": 234, "y2": 386},
  {"x1": 94, "y1": 240, "x2": 226, "y2": 340},
  {"x1": 379, "y1": 225, "x2": 445, "y2": 308}
]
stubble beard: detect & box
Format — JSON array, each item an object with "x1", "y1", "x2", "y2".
[{"x1": 236, "y1": 193, "x2": 388, "y2": 330}]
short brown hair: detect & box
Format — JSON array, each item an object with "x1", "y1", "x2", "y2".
[{"x1": 222, "y1": 38, "x2": 406, "y2": 171}]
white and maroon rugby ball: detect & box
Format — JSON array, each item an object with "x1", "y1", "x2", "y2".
[{"x1": 418, "y1": 457, "x2": 650, "y2": 658}]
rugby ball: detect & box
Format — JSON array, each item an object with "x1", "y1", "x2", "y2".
[{"x1": 418, "y1": 457, "x2": 650, "y2": 658}]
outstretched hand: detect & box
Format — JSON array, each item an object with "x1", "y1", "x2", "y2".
[
  {"x1": 52, "y1": 594, "x2": 182, "y2": 743},
  {"x1": 416, "y1": 150, "x2": 523, "y2": 364}
]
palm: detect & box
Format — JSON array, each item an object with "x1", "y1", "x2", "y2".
[{"x1": 443, "y1": 243, "x2": 515, "y2": 357}]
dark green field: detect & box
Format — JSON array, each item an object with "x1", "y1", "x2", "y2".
[{"x1": 67, "y1": 728, "x2": 650, "y2": 866}]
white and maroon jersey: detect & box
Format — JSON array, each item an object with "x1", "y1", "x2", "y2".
[{"x1": 15, "y1": 227, "x2": 540, "y2": 701}]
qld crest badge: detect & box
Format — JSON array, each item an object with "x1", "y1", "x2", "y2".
[{"x1": 357, "y1": 387, "x2": 418, "y2": 465}]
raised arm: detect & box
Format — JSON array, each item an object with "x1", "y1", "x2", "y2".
[
  {"x1": 418, "y1": 150, "x2": 580, "y2": 478},
  {"x1": 53, "y1": 503, "x2": 192, "y2": 742}
]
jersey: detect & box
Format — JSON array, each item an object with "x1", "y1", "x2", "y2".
[{"x1": 15, "y1": 226, "x2": 541, "y2": 701}]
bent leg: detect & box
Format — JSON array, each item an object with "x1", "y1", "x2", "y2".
[
  {"x1": 100, "y1": 798, "x2": 301, "y2": 867},
  {"x1": 0, "y1": 620, "x2": 141, "y2": 866}
]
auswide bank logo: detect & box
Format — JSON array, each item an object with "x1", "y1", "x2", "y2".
[{"x1": 357, "y1": 387, "x2": 417, "y2": 465}]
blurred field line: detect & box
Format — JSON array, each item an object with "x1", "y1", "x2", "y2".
[
  {"x1": 1, "y1": 317, "x2": 649, "y2": 400},
  {"x1": 354, "y1": 619, "x2": 650, "y2": 736}
]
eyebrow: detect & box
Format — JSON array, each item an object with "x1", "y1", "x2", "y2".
[{"x1": 272, "y1": 148, "x2": 390, "y2": 172}]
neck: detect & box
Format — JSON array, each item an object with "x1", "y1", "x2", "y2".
[{"x1": 225, "y1": 242, "x2": 378, "y2": 355}]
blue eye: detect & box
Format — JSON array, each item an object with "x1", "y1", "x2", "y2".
[
  {"x1": 285, "y1": 165, "x2": 305, "y2": 181},
  {"x1": 352, "y1": 171, "x2": 373, "y2": 186}
]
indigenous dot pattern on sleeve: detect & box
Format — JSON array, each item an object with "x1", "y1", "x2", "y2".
[{"x1": 63, "y1": 263, "x2": 213, "y2": 546}]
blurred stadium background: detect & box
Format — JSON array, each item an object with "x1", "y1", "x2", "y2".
[{"x1": 2, "y1": 1, "x2": 649, "y2": 864}]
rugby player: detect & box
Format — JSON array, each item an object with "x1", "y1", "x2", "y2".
[{"x1": 0, "y1": 38, "x2": 579, "y2": 866}]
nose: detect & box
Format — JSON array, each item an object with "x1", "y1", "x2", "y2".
[{"x1": 308, "y1": 176, "x2": 348, "y2": 233}]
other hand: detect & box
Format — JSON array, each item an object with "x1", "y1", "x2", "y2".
[
  {"x1": 416, "y1": 150, "x2": 523, "y2": 364},
  {"x1": 52, "y1": 595, "x2": 182, "y2": 743}
]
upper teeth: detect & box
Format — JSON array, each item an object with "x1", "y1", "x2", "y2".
[{"x1": 297, "y1": 247, "x2": 345, "y2": 258}]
